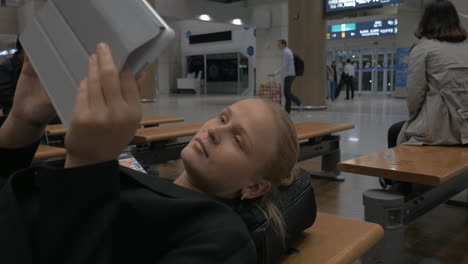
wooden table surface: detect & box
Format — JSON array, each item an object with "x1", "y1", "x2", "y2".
[{"x1": 338, "y1": 145, "x2": 468, "y2": 186}]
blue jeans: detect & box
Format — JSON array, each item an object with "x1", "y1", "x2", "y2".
[{"x1": 327, "y1": 80, "x2": 336, "y2": 101}]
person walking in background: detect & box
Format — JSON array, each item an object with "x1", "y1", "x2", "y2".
[
  {"x1": 344, "y1": 59, "x2": 355, "y2": 100},
  {"x1": 270, "y1": 39, "x2": 303, "y2": 114},
  {"x1": 326, "y1": 61, "x2": 337, "y2": 101},
  {"x1": 0, "y1": 39, "x2": 24, "y2": 115}
]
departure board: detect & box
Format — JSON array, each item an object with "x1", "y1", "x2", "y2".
[
  {"x1": 327, "y1": 18, "x2": 398, "y2": 40},
  {"x1": 326, "y1": 0, "x2": 400, "y2": 13}
]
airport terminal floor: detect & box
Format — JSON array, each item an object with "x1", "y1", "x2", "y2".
[{"x1": 148, "y1": 94, "x2": 468, "y2": 264}]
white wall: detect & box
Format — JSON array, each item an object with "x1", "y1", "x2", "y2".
[
  {"x1": 0, "y1": 8, "x2": 18, "y2": 35},
  {"x1": 179, "y1": 19, "x2": 256, "y2": 95},
  {"x1": 16, "y1": 0, "x2": 47, "y2": 33},
  {"x1": 156, "y1": 20, "x2": 183, "y2": 94},
  {"x1": 248, "y1": 0, "x2": 288, "y2": 93},
  {"x1": 154, "y1": 0, "x2": 284, "y2": 95},
  {"x1": 156, "y1": 18, "x2": 257, "y2": 95}
]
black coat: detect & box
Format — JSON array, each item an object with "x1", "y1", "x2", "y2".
[
  {"x1": 0, "y1": 143, "x2": 256, "y2": 264},
  {"x1": 0, "y1": 55, "x2": 22, "y2": 115}
]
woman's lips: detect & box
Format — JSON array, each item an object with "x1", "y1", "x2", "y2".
[{"x1": 194, "y1": 138, "x2": 208, "y2": 158}]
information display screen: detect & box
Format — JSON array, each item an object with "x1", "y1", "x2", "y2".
[
  {"x1": 327, "y1": 18, "x2": 398, "y2": 40},
  {"x1": 326, "y1": 0, "x2": 400, "y2": 13}
]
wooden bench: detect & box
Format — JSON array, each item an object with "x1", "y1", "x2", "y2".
[
  {"x1": 131, "y1": 121, "x2": 354, "y2": 174},
  {"x1": 132, "y1": 122, "x2": 204, "y2": 144},
  {"x1": 131, "y1": 122, "x2": 204, "y2": 164},
  {"x1": 45, "y1": 115, "x2": 185, "y2": 137},
  {"x1": 296, "y1": 122, "x2": 355, "y2": 141},
  {"x1": 337, "y1": 145, "x2": 468, "y2": 263},
  {"x1": 34, "y1": 145, "x2": 67, "y2": 161},
  {"x1": 281, "y1": 212, "x2": 384, "y2": 264}
]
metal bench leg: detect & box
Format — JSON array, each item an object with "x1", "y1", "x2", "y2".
[
  {"x1": 362, "y1": 190, "x2": 423, "y2": 264},
  {"x1": 303, "y1": 136, "x2": 345, "y2": 181},
  {"x1": 309, "y1": 149, "x2": 344, "y2": 181},
  {"x1": 446, "y1": 189, "x2": 468, "y2": 207}
]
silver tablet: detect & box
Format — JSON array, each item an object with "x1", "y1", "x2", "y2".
[{"x1": 20, "y1": 0, "x2": 175, "y2": 127}]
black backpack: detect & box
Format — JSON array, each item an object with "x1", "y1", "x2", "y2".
[{"x1": 294, "y1": 54, "x2": 304, "y2": 76}]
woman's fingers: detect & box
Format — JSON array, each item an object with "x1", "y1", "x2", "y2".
[
  {"x1": 75, "y1": 79, "x2": 89, "y2": 114},
  {"x1": 87, "y1": 54, "x2": 105, "y2": 110},
  {"x1": 120, "y1": 69, "x2": 141, "y2": 109},
  {"x1": 96, "y1": 43, "x2": 123, "y2": 109}
]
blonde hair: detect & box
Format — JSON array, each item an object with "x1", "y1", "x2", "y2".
[{"x1": 254, "y1": 99, "x2": 300, "y2": 244}]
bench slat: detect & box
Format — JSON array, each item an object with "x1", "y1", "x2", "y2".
[
  {"x1": 139, "y1": 116, "x2": 184, "y2": 126},
  {"x1": 132, "y1": 122, "x2": 205, "y2": 144},
  {"x1": 46, "y1": 124, "x2": 66, "y2": 136},
  {"x1": 338, "y1": 145, "x2": 468, "y2": 186},
  {"x1": 34, "y1": 145, "x2": 67, "y2": 161},
  {"x1": 132, "y1": 122, "x2": 354, "y2": 144},
  {"x1": 282, "y1": 212, "x2": 383, "y2": 264},
  {"x1": 296, "y1": 123, "x2": 354, "y2": 141},
  {"x1": 46, "y1": 115, "x2": 185, "y2": 136}
]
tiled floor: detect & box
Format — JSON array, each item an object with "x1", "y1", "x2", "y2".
[{"x1": 144, "y1": 93, "x2": 467, "y2": 264}]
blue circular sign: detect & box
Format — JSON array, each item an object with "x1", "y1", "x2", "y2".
[{"x1": 247, "y1": 46, "x2": 254, "y2": 56}]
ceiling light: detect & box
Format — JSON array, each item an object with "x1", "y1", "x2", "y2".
[
  {"x1": 232, "y1": 18, "x2": 242, "y2": 25},
  {"x1": 199, "y1": 14, "x2": 211, "y2": 21}
]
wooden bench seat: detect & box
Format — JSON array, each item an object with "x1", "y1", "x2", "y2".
[
  {"x1": 296, "y1": 122, "x2": 355, "y2": 141},
  {"x1": 34, "y1": 145, "x2": 67, "y2": 161},
  {"x1": 132, "y1": 122, "x2": 205, "y2": 144},
  {"x1": 337, "y1": 145, "x2": 468, "y2": 186},
  {"x1": 132, "y1": 121, "x2": 354, "y2": 144},
  {"x1": 281, "y1": 212, "x2": 384, "y2": 264},
  {"x1": 139, "y1": 116, "x2": 185, "y2": 127},
  {"x1": 45, "y1": 115, "x2": 185, "y2": 137}
]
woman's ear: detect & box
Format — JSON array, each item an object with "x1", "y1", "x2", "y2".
[{"x1": 242, "y1": 180, "x2": 272, "y2": 200}]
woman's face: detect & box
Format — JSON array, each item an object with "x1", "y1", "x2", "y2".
[{"x1": 181, "y1": 99, "x2": 279, "y2": 198}]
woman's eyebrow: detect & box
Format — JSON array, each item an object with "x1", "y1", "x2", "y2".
[{"x1": 227, "y1": 107, "x2": 253, "y2": 152}]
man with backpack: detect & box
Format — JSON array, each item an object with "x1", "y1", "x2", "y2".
[{"x1": 270, "y1": 39, "x2": 303, "y2": 114}]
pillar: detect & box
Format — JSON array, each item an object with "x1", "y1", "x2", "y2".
[
  {"x1": 138, "y1": 0, "x2": 158, "y2": 102},
  {"x1": 288, "y1": 0, "x2": 326, "y2": 108}
]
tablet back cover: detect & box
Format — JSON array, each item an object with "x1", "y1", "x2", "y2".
[{"x1": 20, "y1": 0, "x2": 173, "y2": 127}]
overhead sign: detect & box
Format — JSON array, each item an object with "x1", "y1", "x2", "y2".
[
  {"x1": 327, "y1": 18, "x2": 398, "y2": 40},
  {"x1": 326, "y1": 0, "x2": 400, "y2": 13}
]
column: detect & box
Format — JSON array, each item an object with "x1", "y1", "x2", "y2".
[
  {"x1": 288, "y1": 0, "x2": 326, "y2": 108},
  {"x1": 138, "y1": 0, "x2": 158, "y2": 102}
]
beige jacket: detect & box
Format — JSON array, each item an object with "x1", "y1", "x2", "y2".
[{"x1": 398, "y1": 38, "x2": 468, "y2": 145}]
